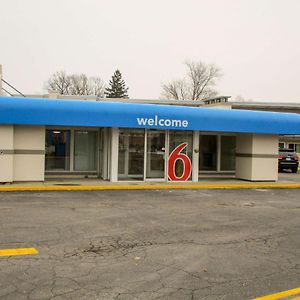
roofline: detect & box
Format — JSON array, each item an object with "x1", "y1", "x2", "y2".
[
  {"x1": 229, "y1": 101, "x2": 300, "y2": 109},
  {"x1": 11, "y1": 94, "x2": 231, "y2": 107},
  {"x1": 1, "y1": 96, "x2": 300, "y2": 135}
]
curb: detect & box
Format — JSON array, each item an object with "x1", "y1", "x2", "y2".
[{"x1": 0, "y1": 183, "x2": 300, "y2": 192}]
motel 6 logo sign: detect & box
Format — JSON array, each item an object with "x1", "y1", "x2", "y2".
[{"x1": 168, "y1": 143, "x2": 191, "y2": 181}]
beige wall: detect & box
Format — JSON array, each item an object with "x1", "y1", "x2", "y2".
[
  {"x1": 236, "y1": 133, "x2": 278, "y2": 181},
  {"x1": 13, "y1": 126, "x2": 45, "y2": 181},
  {"x1": 0, "y1": 125, "x2": 14, "y2": 182},
  {"x1": 0, "y1": 64, "x2": 3, "y2": 96},
  {"x1": 0, "y1": 125, "x2": 45, "y2": 182},
  {"x1": 0, "y1": 125, "x2": 281, "y2": 183}
]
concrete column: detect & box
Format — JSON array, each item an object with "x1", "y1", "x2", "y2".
[
  {"x1": 110, "y1": 128, "x2": 119, "y2": 182},
  {"x1": 236, "y1": 133, "x2": 278, "y2": 181},
  {"x1": 217, "y1": 135, "x2": 221, "y2": 172},
  {"x1": 0, "y1": 125, "x2": 14, "y2": 182},
  {"x1": 101, "y1": 128, "x2": 110, "y2": 180},
  {"x1": 13, "y1": 126, "x2": 45, "y2": 181},
  {"x1": 192, "y1": 131, "x2": 199, "y2": 182}
]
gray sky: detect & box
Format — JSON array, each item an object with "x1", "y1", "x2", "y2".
[{"x1": 1, "y1": 0, "x2": 300, "y2": 102}]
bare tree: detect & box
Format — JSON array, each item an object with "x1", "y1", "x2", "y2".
[
  {"x1": 46, "y1": 71, "x2": 71, "y2": 95},
  {"x1": 162, "y1": 79, "x2": 188, "y2": 101},
  {"x1": 90, "y1": 77, "x2": 106, "y2": 98},
  {"x1": 234, "y1": 95, "x2": 253, "y2": 102},
  {"x1": 162, "y1": 61, "x2": 222, "y2": 101},
  {"x1": 45, "y1": 71, "x2": 106, "y2": 98},
  {"x1": 69, "y1": 74, "x2": 92, "y2": 96}
]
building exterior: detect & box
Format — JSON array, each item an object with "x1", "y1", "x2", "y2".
[
  {"x1": 1, "y1": 96, "x2": 300, "y2": 183},
  {"x1": 204, "y1": 99, "x2": 300, "y2": 154}
]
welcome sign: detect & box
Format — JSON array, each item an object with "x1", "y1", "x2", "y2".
[{"x1": 137, "y1": 115, "x2": 189, "y2": 128}]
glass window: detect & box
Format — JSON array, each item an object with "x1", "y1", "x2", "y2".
[
  {"x1": 118, "y1": 129, "x2": 145, "y2": 181},
  {"x1": 74, "y1": 130, "x2": 98, "y2": 171},
  {"x1": 288, "y1": 143, "x2": 300, "y2": 152},
  {"x1": 45, "y1": 130, "x2": 70, "y2": 171},
  {"x1": 146, "y1": 130, "x2": 165, "y2": 179},
  {"x1": 278, "y1": 142, "x2": 285, "y2": 149},
  {"x1": 199, "y1": 135, "x2": 217, "y2": 171},
  {"x1": 169, "y1": 131, "x2": 193, "y2": 181},
  {"x1": 220, "y1": 136, "x2": 236, "y2": 171}
]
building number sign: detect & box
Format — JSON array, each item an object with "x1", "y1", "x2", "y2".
[{"x1": 168, "y1": 143, "x2": 191, "y2": 181}]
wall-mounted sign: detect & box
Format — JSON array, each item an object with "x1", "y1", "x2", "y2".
[
  {"x1": 168, "y1": 143, "x2": 191, "y2": 181},
  {"x1": 137, "y1": 115, "x2": 188, "y2": 128}
]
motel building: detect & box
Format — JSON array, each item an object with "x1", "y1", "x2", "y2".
[{"x1": 0, "y1": 96, "x2": 300, "y2": 184}]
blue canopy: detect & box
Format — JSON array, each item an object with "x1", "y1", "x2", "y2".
[{"x1": 0, "y1": 96, "x2": 300, "y2": 135}]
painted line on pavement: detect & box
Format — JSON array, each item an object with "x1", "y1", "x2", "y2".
[
  {"x1": 0, "y1": 183, "x2": 299, "y2": 192},
  {"x1": 0, "y1": 248, "x2": 38, "y2": 257},
  {"x1": 253, "y1": 287, "x2": 300, "y2": 300}
]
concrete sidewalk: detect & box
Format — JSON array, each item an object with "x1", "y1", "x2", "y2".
[{"x1": 0, "y1": 173, "x2": 299, "y2": 192}]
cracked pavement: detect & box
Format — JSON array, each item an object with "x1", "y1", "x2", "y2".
[{"x1": 0, "y1": 188, "x2": 299, "y2": 299}]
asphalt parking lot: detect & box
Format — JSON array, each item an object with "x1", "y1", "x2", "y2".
[
  {"x1": 0, "y1": 187, "x2": 299, "y2": 300},
  {"x1": 279, "y1": 171, "x2": 300, "y2": 183}
]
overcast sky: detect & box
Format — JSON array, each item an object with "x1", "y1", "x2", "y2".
[{"x1": 1, "y1": 0, "x2": 300, "y2": 102}]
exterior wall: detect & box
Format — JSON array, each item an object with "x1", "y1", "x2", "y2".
[
  {"x1": 13, "y1": 126, "x2": 45, "y2": 181},
  {"x1": 0, "y1": 125, "x2": 14, "y2": 182},
  {"x1": 0, "y1": 64, "x2": 3, "y2": 96},
  {"x1": 204, "y1": 103, "x2": 232, "y2": 109},
  {"x1": 110, "y1": 128, "x2": 119, "y2": 182},
  {"x1": 0, "y1": 125, "x2": 45, "y2": 182},
  {"x1": 0, "y1": 124, "x2": 281, "y2": 183},
  {"x1": 192, "y1": 131, "x2": 199, "y2": 182},
  {"x1": 236, "y1": 133, "x2": 278, "y2": 181}
]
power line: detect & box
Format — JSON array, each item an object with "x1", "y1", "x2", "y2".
[
  {"x1": 2, "y1": 87, "x2": 13, "y2": 96},
  {"x1": 1, "y1": 78, "x2": 26, "y2": 97}
]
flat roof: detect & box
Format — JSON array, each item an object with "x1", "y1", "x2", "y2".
[
  {"x1": 14, "y1": 94, "x2": 231, "y2": 107},
  {"x1": 0, "y1": 96, "x2": 300, "y2": 135},
  {"x1": 229, "y1": 101, "x2": 300, "y2": 110}
]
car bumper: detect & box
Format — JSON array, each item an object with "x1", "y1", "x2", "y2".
[{"x1": 278, "y1": 162, "x2": 299, "y2": 168}]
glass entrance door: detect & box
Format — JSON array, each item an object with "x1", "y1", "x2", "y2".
[
  {"x1": 118, "y1": 129, "x2": 145, "y2": 181},
  {"x1": 74, "y1": 130, "x2": 98, "y2": 171},
  {"x1": 45, "y1": 129, "x2": 71, "y2": 171},
  {"x1": 199, "y1": 135, "x2": 217, "y2": 171},
  {"x1": 146, "y1": 130, "x2": 166, "y2": 179}
]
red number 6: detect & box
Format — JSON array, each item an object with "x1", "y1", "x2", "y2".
[{"x1": 168, "y1": 143, "x2": 192, "y2": 181}]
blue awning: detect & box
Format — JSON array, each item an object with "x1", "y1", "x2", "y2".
[{"x1": 0, "y1": 96, "x2": 300, "y2": 135}]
